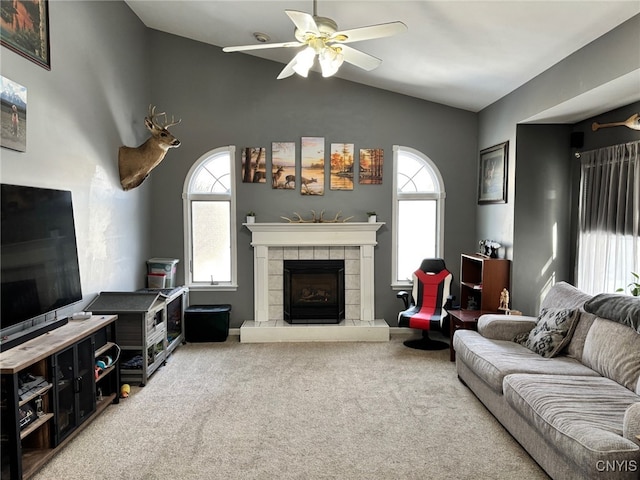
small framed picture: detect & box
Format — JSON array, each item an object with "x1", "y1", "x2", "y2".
[
  {"x1": 1, "y1": 0, "x2": 51, "y2": 70},
  {"x1": 1, "y1": 76, "x2": 27, "y2": 152},
  {"x1": 478, "y1": 141, "x2": 508, "y2": 204}
]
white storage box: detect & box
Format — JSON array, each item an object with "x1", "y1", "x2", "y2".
[{"x1": 147, "y1": 258, "x2": 179, "y2": 288}]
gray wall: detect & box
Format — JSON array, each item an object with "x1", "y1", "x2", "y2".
[
  {"x1": 0, "y1": 1, "x2": 150, "y2": 332},
  {"x1": 512, "y1": 124, "x2": 573, "y2": 314},
  {"x1": 145, "y1": 30, "x2": 478, "y2": 327},
  {"x1": 3, "y1": 1, "x2": 636, "y2": 331},
  {"x1": 574, "y1": 102, "x2": 640, "y2": 152},
  {"x1": 509, "y1": 101, "x2": 640, "y2": 315},
  {"x1": 477, "y1": 14, "x2": 640, "y2": 314}
]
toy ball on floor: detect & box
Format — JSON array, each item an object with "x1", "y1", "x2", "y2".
[{"x1": 120, "y1": 384, "x2": 130, "y2": 398}]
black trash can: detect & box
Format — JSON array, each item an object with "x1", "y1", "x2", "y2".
[{"x1": 185, "y1": 304, "x2": 231, "y2": 342}]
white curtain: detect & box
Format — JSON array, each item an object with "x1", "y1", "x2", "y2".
[{"x1": 576, "y1": 140, "x2": 640, "y2": 295}]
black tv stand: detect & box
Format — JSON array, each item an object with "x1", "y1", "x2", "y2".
[{"x1": 0, "y1": 318, "x2": 68, "y2": 352}]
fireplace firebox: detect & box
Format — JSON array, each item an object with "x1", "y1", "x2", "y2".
[{"x1": 284, "y1": 260, "x2": 345, "y2": 324}]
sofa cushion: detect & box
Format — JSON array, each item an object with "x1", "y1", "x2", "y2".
[
  {"x1": 584, "y1": 293, "x2": 640, "y2": 333},
  {"x1": 582, "y1": 318, "x2": 640, "y2": 392},
  {"x1": 453, "y1": 330, "x2": 599, "y2": 394},
  {"x1": 624, "y1": 403, "x2": 640, "y2": 447},
  {"x1": 504, "y1": 374, "x2": 640, "y2": 471},
  {"x1": 477, "y1": 314, "x2": 537, "y2": 341},
  {"x1": 514, "y1": 308, "x2": 579, "y2": 358},
  {"x1": 565, "y1": 310, "x2": 597, "y2": 362},
  {"x1": 541, "y1": 281, "x2": 593, "y2": 311}
]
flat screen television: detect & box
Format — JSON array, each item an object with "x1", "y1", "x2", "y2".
[{"x1": 1, "y1": 184, "x2": 83, "y2": 340}]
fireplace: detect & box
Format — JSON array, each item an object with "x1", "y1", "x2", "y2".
[
  {"x1": 244, "y1": 222, "x2": 383, "y2": 324},
  {"x1": 284, "y1": 260, "x2": 345, "y2": 324},
  {"x1": 242, "y1": 222, "x2": 388, "y2": 342}
]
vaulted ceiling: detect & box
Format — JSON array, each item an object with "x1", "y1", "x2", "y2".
[{"x1": 125, "y1": 1, "x2": 640, "y2": 121}]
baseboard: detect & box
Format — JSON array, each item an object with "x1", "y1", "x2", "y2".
[
  {"x1": 231, "y1": 326, "x2": 413, "y2": 338},
  {"x1": 390, "y1": 327, "x2": 414, "y2": 335}
]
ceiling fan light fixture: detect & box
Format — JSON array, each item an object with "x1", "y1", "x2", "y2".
[
  {"x1": 222, "y1": 4, "x2": 407, "y2": 81},
  {"x1": 292, "y1": 46, "x2": 316, "y2": 77},
  {"x1": 319, "y1": 46, "x2": 344, "y2": 77}
]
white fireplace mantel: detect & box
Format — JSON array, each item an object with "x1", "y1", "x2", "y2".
[
  {"x1": 245, "y1": 222, "x2": 384, "y2": 323},
  {"x1": 245, "y1": 222, "x2": 383, "y2": 247}
]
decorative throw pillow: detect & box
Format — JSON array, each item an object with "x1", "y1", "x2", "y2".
[
  {"x1": 514, "y1": 308, "x2": 579, "y2": 358},
  {"x1": 584, "y1": 294, "x2": 640, "y2": 333}
]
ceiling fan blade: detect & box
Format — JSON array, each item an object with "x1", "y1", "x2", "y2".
[
  {"x1": 277, "y1": 56, "x2": 298, "y2": 79},
  {"x1": 223, "y1": 41, "x2": 303, "y2": 53},
  {"x1": 285, "y1": 10, "x2": 320, "y2": 36},
  {"x1": 339, "y1": 45, "x2": 382, "y2": 71},
  {"x1": 331, "y1": 21, "x2": 407, "y2": 44}
]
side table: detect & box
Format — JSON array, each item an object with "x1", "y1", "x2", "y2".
[{"x1": 449, "y1": 309, "x2": 495, "y2": 362}]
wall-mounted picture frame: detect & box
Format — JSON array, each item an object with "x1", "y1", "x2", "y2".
[
  {"x1": 478, "y1": 141, "x2": 508, "y2": 204},
  {"x1": 271, "y1": 142, "x2": 295, "y2": 189},
  {"x1": 301, "y1": 136, "x2": 324, "y2": 195},
  {"x1": 330, "y1": 143, "x2": 354, "y2": 191},
  {"x1": 0, "y1": 75, "x2": 27, "y2": 152},
  {"x1": 359, "y1": 148, "x2": 383, "y2": 184},
  {"x1": 241, "y1": 147, "x2": 266, "y2": 183},
  {"x1": 1, "y1": 0, "x2": 51, "y2": 70}
]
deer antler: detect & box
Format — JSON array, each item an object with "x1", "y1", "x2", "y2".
[
  {"x1": 279, "y1": 210, "x2": 354, "y2": 223},
  {"x1": 280, "y1": 212, "x2": 313, "y2": 223},
  {"x1": 326, "y1": 211, "x2": 355, "y2": 223},
  {"x1": 159, "y1": 113, "x2": 182, "y2": 129},
  {"x1": 148, "y1": 104, "x2": 182, "y2": 129}
]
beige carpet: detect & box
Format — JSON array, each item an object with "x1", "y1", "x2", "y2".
[{"x1": 33, "y1": 336, "x2": 549, "y2": 480}]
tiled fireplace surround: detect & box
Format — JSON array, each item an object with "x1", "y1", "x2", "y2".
[
  {"x1": 275, "y1": 246, "x2": 357, "y2": 321},
  {"x1": 240, "y1": 223, "x2": 389, "y2": 343}
]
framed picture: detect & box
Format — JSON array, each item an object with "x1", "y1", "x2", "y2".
[
  {"x1": 478, "y1": 141, "x2": 508, "y2": 204},
  {"x1": 241, "y1": 147, "x2": 266, "y2": 183},
  {"x1": 359, "y1": 148, "x2": 383, "y2": 184},
  {"x1": 330, "y1": 143, "x2": 354, "y2": 190},
  {"x1": 271, "y1": 142, "x2": 295, "y2": 189},
  {"x1": 300, "y1": 136, "x2": 324, "y2": 195},
  {"x1": 0, "y1": 75, "x2": 27, "y2": 152},
  {"x1": 1, "y1": 0, "x2": 51, "y2": 70}
]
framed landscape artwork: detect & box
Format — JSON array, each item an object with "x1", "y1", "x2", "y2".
[
  {"x1": 359, "y1": 148, "x2": 383, "y2": 184},
  {"x1": 271, "y1": 142, "x2": 295, "y2": 189},
  {"x1": 241, "y1": 147, "x2": 266, "y2": 183},
  {"x1": 0, "y1": 75, "x2": 27, "y2": 152},
  {"x1": 1, "y1": 0, "x2": 51, "y2": 70},
  {"x1": 478, "y1": 141, "x2": 508, "y2": 204},
  {"x1": 300, "y1": 137, "x2": 324, "y2": 195},
  {"x1": 330, "y1": 143, "x2": 354, "y2": 191}
]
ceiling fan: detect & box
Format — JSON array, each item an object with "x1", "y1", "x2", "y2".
[{"x1": 222, "y1": 0, "x2": 407, "y2": 79}]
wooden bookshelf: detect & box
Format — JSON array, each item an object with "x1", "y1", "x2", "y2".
[{"x1": 459, "y1": 253, "x2": 511, "y2": 312}]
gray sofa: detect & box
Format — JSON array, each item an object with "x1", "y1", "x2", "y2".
[{"x1": 453, "y1": 282, "x2": 640, "y2": 480}]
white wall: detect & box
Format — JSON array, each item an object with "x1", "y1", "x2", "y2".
[{"x1": 0, "y1": 1, "x2": 151, "y2": 325}]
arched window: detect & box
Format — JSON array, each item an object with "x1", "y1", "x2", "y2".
[
  {"x1": 392, "y1": 145, "x2": 446, "y2": 286},
  {"x1": 183, "y1": 146, "x2": 237, "y2": 290}
]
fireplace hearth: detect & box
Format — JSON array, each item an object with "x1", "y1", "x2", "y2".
[{"x1": 284, "y1": 260, "x2": 345, "y2": 324}]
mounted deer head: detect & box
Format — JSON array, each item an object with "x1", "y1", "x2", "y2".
[{"x1": 118, "y1": 105, "x2": 181, "y2": 191}]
